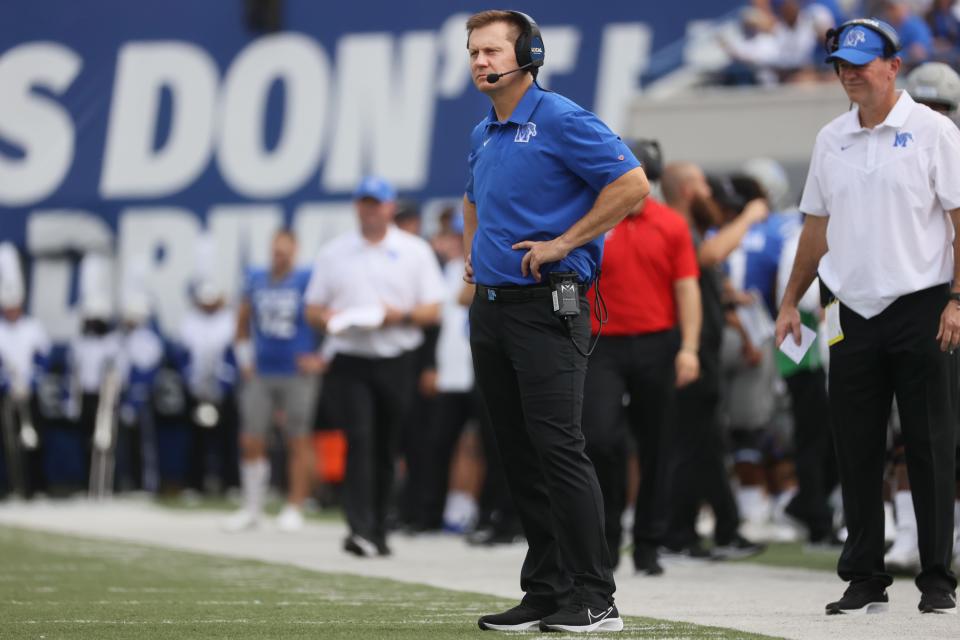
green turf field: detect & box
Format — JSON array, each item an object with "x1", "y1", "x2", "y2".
[{"x1": 0, "y1": 526, "x2": 782, "y2": 639}]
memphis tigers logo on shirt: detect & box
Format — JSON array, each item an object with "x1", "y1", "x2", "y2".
[{"x1": 515, "y1": 122, "x2": 537, "y2": 143}]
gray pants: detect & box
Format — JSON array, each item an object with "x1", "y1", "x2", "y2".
[{"x1": 240, "y1": 374, "x2": 319, "y2": 438}]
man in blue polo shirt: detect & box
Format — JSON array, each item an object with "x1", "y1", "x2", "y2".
[{"x1": 463, "y1": 10, "x2": 648, "y2": 634}]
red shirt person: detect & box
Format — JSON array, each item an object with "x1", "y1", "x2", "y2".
[{"x1": 581, "y1": 139, "x2": 702, "y2": 575}]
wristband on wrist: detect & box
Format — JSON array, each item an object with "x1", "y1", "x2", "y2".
[{"x1": 234, "y1": 340, "x2": 254, "y2": 369}]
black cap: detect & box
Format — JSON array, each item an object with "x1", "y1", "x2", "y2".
[{"x1": 627, "y1": 139, "x2": 663, "y2": 182}]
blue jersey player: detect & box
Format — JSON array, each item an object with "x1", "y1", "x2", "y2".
[{"x1": 224, "y1": 229, "x2": 322, "y2": 532}]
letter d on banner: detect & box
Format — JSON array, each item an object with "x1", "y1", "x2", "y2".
[{"x1": 100, "y1": 43, "x2": 219, "y2": 198}]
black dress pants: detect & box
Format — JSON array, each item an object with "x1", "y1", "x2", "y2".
[
  {"x1": 419, "y1": 390, "x2": 478, "y2": 530},
  {"x1": 663, "y1": 350, "x2": 741, "y2": 548},
  {"x1": 323, "y1": 352, "x2": 415, "y2": 544},
  {"x1": 470, "y1": 289, "x2": 615, "y2": 610},
  {"x1": 829, "y1": 284, "x2": 957, "y2": 593},
  {"x1": 580, "y1": 330, "x2": 678, "y2": 567},
  {"x1": 784, "y1": 368, "x2": 837, "y2": 542}
]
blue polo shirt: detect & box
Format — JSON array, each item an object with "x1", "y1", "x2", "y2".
[{"x1": 465, "y1": 83, "x2": 640, "y2": 286}]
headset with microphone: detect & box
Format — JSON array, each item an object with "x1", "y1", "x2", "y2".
[{"x1": 483, "y1": 10, "x2": 545, "y2": 84}]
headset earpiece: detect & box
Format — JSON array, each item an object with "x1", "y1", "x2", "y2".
[{"x1": 506, "y1": 10, "x2": 544, "y2": 76}]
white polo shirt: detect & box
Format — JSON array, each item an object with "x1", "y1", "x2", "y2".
[
  {"x1": 304, "y1": 226, "x2": 445, "y2": 359},
  {"x1": 800, "y1": 91, "x2": 960, "y2": 318}
]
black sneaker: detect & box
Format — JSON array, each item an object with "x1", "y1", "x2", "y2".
[
  {"x1": 467, "y1": 526, "x2": 525, "y2": 547},
  {"x1": 713, "y1": 534, "x2": 766, "y2": 560},
  {"x1": 919, "y1": 590, "x2": 957, "y2": 614},
  {"x1": 539, "y1": 603, "x2": 623, "y2": 633},
  {"x1": 478, "y1": 603, "x2": 552, "y2": 631},
  {"x1": 660, "y1": 541, "x2": 715, "y2": 560},
  {"x1": 633, "y1": 544, "x2": 664, "y2": 576},
  {"x1": 825, "y1": 583, "x2": 889, "y2": 615},
  {"x1": 343, "y1": 534, "x2": 379, "y2": 558}
]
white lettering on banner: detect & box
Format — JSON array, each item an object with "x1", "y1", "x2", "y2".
[
  {"x1": 100, "y1": 43, "x2": 219, "y2": 198},
  {"x1": 0, "y1": 43, "x2": 81, "y2": 206},
  {"x1": 118, "y1": 208, "x2": 201, "y2": 334},
  {"x1": 27, "y1": 210, "x2": 113, "y2": 255},
  {"x1": 594, "y1": 23, "x2": 652, "y2": 136},
  {"x1": 292, "y1": 202, "x2": 358, "y2": 267},
  {"x1": 26, "y1": 211, "x2": 116, "y2": 340},
  {"x1": 535, "y1": 27, "x2": 581, "y2": 89},
  {"x1": 323, "y1": 31, "x2": 438, "y2": 191},
  {"x1": 206, "y1": 205, "x2": 284, "y2": 296},
  {"x1": 217, "y1": 34, "x2": 331, "y2": 198},
  {"x1": 436, "y1": 12, "x2": 472, "y2": 99}
]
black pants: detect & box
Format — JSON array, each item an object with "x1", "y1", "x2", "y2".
[
  {"x1": 829, "y1": 285, "x2": 957, "y2": 593},
  {"x1": 418, "y1": 390, "x2": 477, "y2": 530},
  {"x1": 323, "y1": 352, "x2": 414, "y2": 544},
  {"x1": 470, "y1": 289, "x2": 614, "y2": 610},
  {"x1": 580, "y1": 330, "x2": 678, "y2": 567},
  {"x1": 663, "y1": 351, "x2": 741, "y2": 548},
  {"x1": 784, "y1": 368, "x2": 837, "y2": 542}
]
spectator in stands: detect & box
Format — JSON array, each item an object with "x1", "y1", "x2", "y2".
[
  {"x1": 720, "y1": 0, "x2": 836, "y2": 84},
  {"x1": 882, "y1": 0, "x2": 935, "y2": 66},
  {"x1": 926, "y1": 0, "x2": 960, "y2": 63}
]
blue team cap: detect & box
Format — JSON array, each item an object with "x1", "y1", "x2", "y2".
[
  {"x1": 826, "y1": 22, "x2": 896, "y2": 66},
  {"x1": 353, "y1": 176, "x2": 396, "y2": 202}
]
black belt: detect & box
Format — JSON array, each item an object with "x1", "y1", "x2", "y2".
[
  {"x1": 476, "y1": 282, "x2": 587, "y2": 303},
  {"x1": 476, "y1": 283, "x2": 553, "y2": 303}
]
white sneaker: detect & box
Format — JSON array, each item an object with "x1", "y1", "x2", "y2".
[
  {"x1": 885, "y1": 532, "x2": 920, "y2": 573},
  {"x1": 222, "y1": 509, "x2": 259, "y2": 533},
  {"x1": 884, "y1": 501, "x2": 897, "y2": 545},
  {"x1": 276, "y1": 504, "x2": 305, "y2": 532},
  {"x1": 952, "y1": 529, "x2": 960, "y2": 573}
]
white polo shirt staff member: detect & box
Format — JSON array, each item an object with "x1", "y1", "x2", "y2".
[
  {"x1": 304, "y1": 175, "x2": 444, "y2": 558},
  {"x1": 776, "y1": 18, "x2": 960, "y2": 616}
]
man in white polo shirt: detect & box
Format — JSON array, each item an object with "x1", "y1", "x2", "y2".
[
  {"x1": 304, "y1": 176, "x2": 444, "y2": 557},
  {"x1": 776, "y1": 19, "x2": 960, "y2": 615}
]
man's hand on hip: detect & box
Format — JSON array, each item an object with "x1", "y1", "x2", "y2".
[
  {"x1": 512, "y1": 238, "x2": 572, "y2": 282},
  {"x1": 463, "y1": 253, "x2": 475, "y2": 284}
]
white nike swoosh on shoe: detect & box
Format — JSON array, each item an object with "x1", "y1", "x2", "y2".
[{"x1": 587, "y1": 606, "x2": 613, "y2": 623}]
